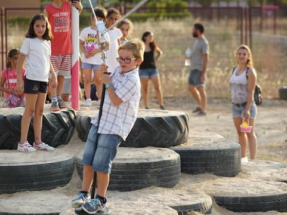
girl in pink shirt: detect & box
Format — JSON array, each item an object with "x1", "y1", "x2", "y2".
[{"x1": 0, "y1": 49, "x2": 25, "y2": 107}]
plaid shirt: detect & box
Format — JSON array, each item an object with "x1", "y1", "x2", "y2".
[{"x1": 91, "y1": 67, "x2": 141, "y2": 140}]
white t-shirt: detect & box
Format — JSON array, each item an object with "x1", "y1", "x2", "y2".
[
  {"x1": 80, "y1": 27, "x2": 110, "y2": 65},
  {"x1": 105, "y1": 28, "x2": 122, "y2": 73},
  {"x1": 20, "y1": 38, "x2": 51, "y2": 82}
]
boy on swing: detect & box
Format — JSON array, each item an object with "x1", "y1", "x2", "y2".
[{"x1": 71, "y1": 38, "x2": 144, "y2": 214}]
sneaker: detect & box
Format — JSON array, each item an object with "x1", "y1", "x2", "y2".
[
  {"x1": 33, "y1": 142, "x2": 55, "y2": 151},
  {"x1": 196, "y1": 110, "x2": 207, "y2": 116},
  {"x1": 160, "y1": 105, "x2": 165, "y2": 110},
  {"x1": 82, "y1": 198, "x2": 106, "y2": 214},
  {"x1": 241, "y1": 157, "x2": 249, "y2": 163},
  {"x1": 192, "y1": 107, "x2": 201, "y2": 113},
  {"x1": 50, "y1": 101, "x2": 60, "y2": 112},
  {"x1": 18, "y1": 141, "x2": 37, "y2": 152},
  {"x1": 85, "y1": 99, "x2": 92, "y2": 106},
  {"x1": 58, "y1": 98, "x2": 68, "y2": 109},
  {"x1": 72, "y1": 191, "x2": 91, "y2": 209}
]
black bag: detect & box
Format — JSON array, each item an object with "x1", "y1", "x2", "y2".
[{"x1": 232, "y1": 67, "x2": 262, "y2": 106}]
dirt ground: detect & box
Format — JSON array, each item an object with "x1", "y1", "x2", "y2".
[{"x1": 143, "y1": 97, "x2": 287, "y2": 166}]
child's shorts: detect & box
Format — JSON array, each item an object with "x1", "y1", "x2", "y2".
[
  {"x1": 51, "y1": 54, "x2": 72, "y2": 77},
  {"x1": 139, "y1": 68, "x2": 158, "y2": 78},
  {"x1": 232, "y1": 102, "x2": 257, "y2": 119},
  {"x1": 24, "y1": 76, "x2": 48, "y2": 94},
  {"x1": 81, "y1": 62, "x2": 100, "y2": 71},
  {"x1": 82, "y1": 125, "x2": 122, "y2": 174}
]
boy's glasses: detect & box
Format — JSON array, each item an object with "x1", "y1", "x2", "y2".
[{"x1": 117, "y1": 57, "x2": 137, "y2": 64}]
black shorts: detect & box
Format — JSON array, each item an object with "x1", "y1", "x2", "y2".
[{"x1": 24, "y1": 76, "x2": 48, "y2": 94}]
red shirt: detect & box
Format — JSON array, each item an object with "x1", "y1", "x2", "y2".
[
  {"x1": 1, "y1": 68, "x2": 25, "y2": 98},
  {"x1": 45, "y1": 1, "x2": 73, "y2": 55}
]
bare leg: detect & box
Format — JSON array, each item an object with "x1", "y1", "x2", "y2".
[
  {"x1": 57, "y1": 75, "x2": 65, "y2": 97},
  {"x1": 150, "y1": 75, "x2": 164, "y2": 107},
  {"x1": 33, "y1": 92, "x2": 46, "y2": 144},
  {"x1": 188, "y1": 85, "x2": 201, "y2": 109},
  {"x1": 140, "y1": 78, "x2": 149, "y2": 108},
  {"x1": 20, "y1": 94, "x2": 38, "y2": 143},
  {"x1": 197, "y1": 85, "x2": 207, "y2": 112},
  {"x1": 83, "y1": 68, "x2": 92, "y2": 100},
  {"x1": 81, "y1": 165, "x2": 94, "y2": 192},
  {"x1": 246, "y1": 119, "x2": 257, "y2": 159},
  {"x1": 94, "y1": 70, "x2": 102, "y2": 100},
  {"x1": 233, "y1": 117, "x2": 248, "y2": 158},
  {"x1": 97, "y1": 172, "x2": 110, "y2": 197}
]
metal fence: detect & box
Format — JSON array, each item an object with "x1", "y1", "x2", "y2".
[{"x1": 1, "y1": 5, "x2": 286, "y2": 71}]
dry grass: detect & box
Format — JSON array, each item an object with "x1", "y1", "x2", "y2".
[{"x1": 3, "y1": 17, "x2": 287, "y2": 99}]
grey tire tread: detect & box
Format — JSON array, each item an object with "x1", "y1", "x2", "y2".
[
  {"x1": 214, "y1": 193, "x2": 287, "y2": 212},
  {"x1": 0, "y1": 109, "x2": 76, "y2": 149},
  {"x1": 279, "y1": 87, "x2": 287, "y2": 100},
  {"x1": 76, "y1": 111, "x2": 189, "y2": 148}
]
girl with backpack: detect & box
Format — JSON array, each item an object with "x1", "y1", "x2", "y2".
[
  {"x1": 230, "y1": 45, "x2": 258, "y2": 162},
  {"x1": 0, "y1": 49, "x2": 25, "y2": 108}
]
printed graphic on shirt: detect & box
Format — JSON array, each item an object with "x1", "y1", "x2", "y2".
[
  {"x1": 53, "y1": 12, "x2": 69, "y2": 33},
  {"x1": 85, "y1": 33, "x2": 98, "y2": 52}
]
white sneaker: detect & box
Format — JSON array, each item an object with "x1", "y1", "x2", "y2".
[
  {"x1": 33, "y1": 142, "x2": 55, "y2": 151},
  {"x1": 241, "y1": 157, "x2": 249, "y2": 163},
  {"x1": 85, "y1": 99, "x2": 92, "y2": 106},
  {"x1": 18, "y1": 141, "x2": 37, "y2": 152}
]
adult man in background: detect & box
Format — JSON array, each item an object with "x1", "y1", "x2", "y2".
[{"x1": 188, "y1": 23, "x2": 209, "y2": 116}]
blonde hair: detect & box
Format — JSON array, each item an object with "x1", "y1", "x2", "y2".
[
  {"x1": 236, "y1": 45, "x2": 254, "y2": 68},
  {"x1": 118, "y1": 38, "x2": 144, "y2": 60},
  {"x1": 117, "y1": 19, "x2": 133, "y2": 32}
]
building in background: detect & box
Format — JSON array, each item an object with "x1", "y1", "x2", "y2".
[{"x1": 0, "y1": 0, "x2": 41, "y2": 16}]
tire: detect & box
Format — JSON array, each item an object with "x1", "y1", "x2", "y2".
[
  {"x1": 0, "y1": 109, "x2": 76, "y2": 149},
  {"x1": 70, "y1": 202, "x2": 178, "y2": 215},
  {"x1": 0, "y1": 150, "x2": 74, "y2": 194},
  {"x1": 171, "y1": 140, "x2": 241, "y2": 177},
  {"x1": 76, "y1": 147, "x2": 181, "y2": 191},
  {"x1": 206, "y1": 179, "x2": 287, "y2": 212},
  {"x1": 279, "y1": 86, "x2": 287, "y2": 100},
  {"x1": 242, "y1": 160, "x2": 287, "y2": 183},
  {"x1": 76, "y1": 110, "x2": 189, "y2": 148},
  {"x1": 104, "y1": 188, "x2": 212, "y2": 215}
]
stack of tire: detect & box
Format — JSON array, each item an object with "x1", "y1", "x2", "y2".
[
  {"x1": 0, "y1": 109, "x2": 77, "y2": 195},
  {"x1": 75, "y1": 110, "x2": 188, "y2": 192},
  {"x1": 75, "y1": 109, "x2": 241, "y2": 214}
]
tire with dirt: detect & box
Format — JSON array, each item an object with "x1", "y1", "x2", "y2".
[
  {"x1": 0, "y1": 150, "x2": 74, "y2": 194},
  {"x1": 279, "y1": 86, "x2": 287, "y2": 100},
  {"x1": 76, "y1": 110, "x2": 189, "y2": 148},
  {"x1": 76, "y1": 147, "x2": 181, "y2": 191},
  {"x1": 0, "y1": 109, "x2": 76, "y2": 149},
  {"x1": 171, "y1": 140, "x2": 241, "y2": 177},
  {"x1": 205, "y1": 178, "x2": 287, "y2": 212}
]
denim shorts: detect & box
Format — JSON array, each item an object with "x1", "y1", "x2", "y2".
[
  {"x1": 139, "y1": 68, "x2": 158, "y2": 78},
  {"x1": 189, "y1": 69, "x2": 204, "y2": 86},
  {"x1": 81, "y1": 62, "x2": 100, "y2": 71},
  {"x1": 82, "y1": 125, "x2": 122, "y2": 174},
  {"x1": 232, "y1": 102, "x2": 257, "y2": 119}
]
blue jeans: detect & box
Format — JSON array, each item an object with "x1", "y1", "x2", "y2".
[
  {"x1": 232, "y1": 102, "x2": 257, "y2": 119},
  {"x1": 82, "y1": 125, "x2": 122, "y2": 174}
]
